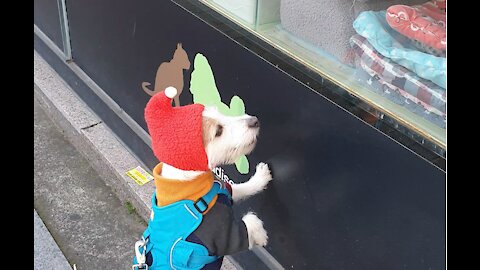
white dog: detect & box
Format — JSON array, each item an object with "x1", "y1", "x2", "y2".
[{"x1": 134, "y1": 87, "x2": 273, "y2": 270}]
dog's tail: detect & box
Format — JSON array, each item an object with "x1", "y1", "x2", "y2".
[{"x1": 142, "y1": 82, "x2": 158, "y2": 96}]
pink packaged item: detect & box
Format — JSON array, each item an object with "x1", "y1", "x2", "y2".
[
  {"x1": 413, "y1": 0, "x2": 446, "y2": 27},
  {"x1": 386, "y1": 4, "x2": 446, "y2": 51}
]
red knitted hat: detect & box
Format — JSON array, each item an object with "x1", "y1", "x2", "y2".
[{"x1": 144, "y1": 87, "x2": 209, "y2": 171}]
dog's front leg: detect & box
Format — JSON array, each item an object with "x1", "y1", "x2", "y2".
[{"x1": 232, "y1": 162, "x2": 273, "y2": 202}]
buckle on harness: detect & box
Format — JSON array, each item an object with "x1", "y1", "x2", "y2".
[
  {"x1": 133, "y1": 237, "x2": 149, "y2": 270},
  {"x1": 132, "y1": 263, "x2": 148, "y2": 270},
  {"x1": 194, "y1": 197, "x2": 208, "y2": 213}
]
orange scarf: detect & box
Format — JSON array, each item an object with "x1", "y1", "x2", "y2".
[{"x1": 152, "y1": 163, "x2": 218, "y2": 214}]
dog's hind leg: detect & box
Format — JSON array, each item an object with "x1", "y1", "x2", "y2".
[
  {"x1": 232, "y1": 163, "x2": 272, "y2": 202},
  {"x1": 242, "y1": 212, "x2": 268, "y2": 248}
]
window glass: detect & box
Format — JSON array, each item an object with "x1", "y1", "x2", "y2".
[{"x1": 199, "y1": 0, "x2": 446, "y2": 149}]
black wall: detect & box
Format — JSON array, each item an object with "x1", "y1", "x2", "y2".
[
  {"x1": 35, "y1": 0, "x2": 445, "y2": 269},
  {"x1": 34, "y1": 0, "x2": 63, "y2": 52}
]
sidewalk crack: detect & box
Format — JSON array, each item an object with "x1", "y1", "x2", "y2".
[{"x1": 81, "y1": 121, "x2": 102, "y2": 130}]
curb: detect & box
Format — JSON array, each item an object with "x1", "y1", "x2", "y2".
[{"x1": 34, "y1": 210, "x2": 74, "y2": 270}]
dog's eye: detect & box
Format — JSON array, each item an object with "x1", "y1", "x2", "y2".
[{"x1": 215, "y1": 125, "x2": 223, "y2": 137}]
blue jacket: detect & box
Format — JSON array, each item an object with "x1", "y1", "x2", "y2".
[{"x1": 133, "y1": 179, "x2": 249, "y2": 270}]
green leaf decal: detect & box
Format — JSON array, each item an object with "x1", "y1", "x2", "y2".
[
  {"x1": 235, "y1": 155, "x2": 249, "y2": 174},
  {"x1": 229, "y1": 96, "x2": 245, "y2": 116},
  {"x1": 190, "y1": 53, "x2": 250, "y2": 174}
]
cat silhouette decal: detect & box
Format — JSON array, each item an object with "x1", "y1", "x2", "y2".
[{"x1": 141, "y1": 43, "x2": 190, "y2": 107}]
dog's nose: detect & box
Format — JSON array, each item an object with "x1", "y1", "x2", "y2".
[{"x1": 247, "y1": 116, "x2": 260, "y2": 128}]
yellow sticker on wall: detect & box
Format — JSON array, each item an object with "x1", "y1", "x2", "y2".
[{"x1": 126, "y1": 166, "x2": 153, "y2": 186}]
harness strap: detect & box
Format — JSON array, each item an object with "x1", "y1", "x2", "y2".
[
  {"x1": 193, "y1": 181, "x2": 220, "y2": 213},
  {"x1": 193, "y1": 180, "x2": 232, "y2": 213}
]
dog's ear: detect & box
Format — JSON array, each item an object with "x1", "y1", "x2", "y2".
[
  {"x1": 202, "y1": 117, "x2": 218, "y2": 147},
  {"x1": 177, "y1": 43, "x2": 182, "y2": 49}
]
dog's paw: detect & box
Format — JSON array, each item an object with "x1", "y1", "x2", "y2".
[
  {"x1": 252, "y1": 162, "x2": 273, "y2": 189},
  {"x1": 242, "y1": 212, "x2": 268, "y2": 248}
]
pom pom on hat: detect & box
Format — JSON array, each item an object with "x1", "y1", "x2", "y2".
[{"x1": 165, "y1": 86, "x2": 177, "y2": 99}]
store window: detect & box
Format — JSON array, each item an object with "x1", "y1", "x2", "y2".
[{"x1": 197, "y1": 0, "x2": 446, "y2": 150}]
